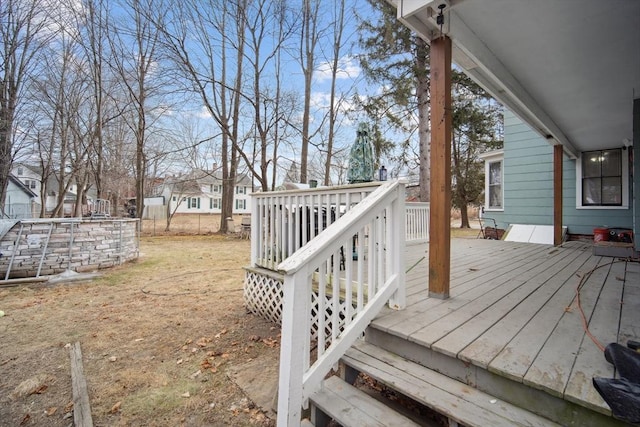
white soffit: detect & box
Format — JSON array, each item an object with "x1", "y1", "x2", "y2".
[{"x1": 397, "y1": 0, "x2": 640, "y2": 155}]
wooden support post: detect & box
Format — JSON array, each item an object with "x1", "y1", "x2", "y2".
[
  {"x1": 553, "y1": 144, "x2": 563, "y2": 246},
  {"x1": 69, "y1": 342, "x2": 94, "y2": 427},
  {"x1": 428, "y1": 35, "x2": 452, "y2": 299}
]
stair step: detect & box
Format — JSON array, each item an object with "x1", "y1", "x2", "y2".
[
  {"x1": 309, "y1": 375, "x2": 421, "y2": 427},
  {"x1": 342, "y1": 340, "x2": 560, "y2": 427}
]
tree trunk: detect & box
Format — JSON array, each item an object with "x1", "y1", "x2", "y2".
[{"x1": 460, "y1": 206, "x2": 470, "y2": 228}]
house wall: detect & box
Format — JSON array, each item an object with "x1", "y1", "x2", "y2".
[
  {"x1": 163, "y1": 187, "x2": 251, "y2": 215},
  {"x1": 12, "y1": 165, "x2": 41, "y2": 201},
  {"x1": 0, "y1": 219, "x2": 139, "y2": 279},
  {"x1": 490, "y1": 110, "x2": 633, "y2": 236},
  {"x1": 5, "y1": 180, "x2": 37, "y2": 219}
]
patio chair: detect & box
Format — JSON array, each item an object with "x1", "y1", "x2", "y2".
[
  {"x1": 240, "y1": 215, "x2": 251, "y2": 239},
  {"x1": 478, "y1": 217, "x2": 500, "y2": 239}
]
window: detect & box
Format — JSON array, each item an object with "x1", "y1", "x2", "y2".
[
  {"x1": 581, "y1": 149, "x2": 622, "y2": 206},
  {"x1": 213, "y1": 198, "x2": 221, "y2": 209},
  {"x1": 235, "y1": 199, "x2": 246, "y2": 210},
  {"x1": 29, "y1": 180, "x2": 36, "y2": 189},
  {"x1": 480, "y1": 150, "x2": 504, "y2": 211},
  {"x1": 17, "y1": 167, "x2": 23, "y2": 175},
  {"x1": 209, "y1": 184, "x2": 213, "y2": 193},
  {"x1": 213, "y1": 184, "x2": 220, "y2": 193},
  {"x1": 172, "y1": 196, "x2": 176, "y2": 201},
  {"x1": 483, "y1": 159, "x2": 503, "y2": 210},
  {"x1": 188, "y1": 197, "x2": 200, "y2": 209},
  {"x1": 235, "y1": 186, "x2": 245, "y2": 195}
]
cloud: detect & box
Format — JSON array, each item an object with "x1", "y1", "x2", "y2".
[{"x1": 314, "y1": 56, "x2": 361, "y2": 83}]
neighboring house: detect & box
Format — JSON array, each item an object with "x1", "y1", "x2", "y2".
[
  {"x1": 481, "y1": 109, "x2": 634, "y2": 237},
  {"x1": 3, "y1": 175, "x2": 39, "y2": 219},
  {"x1": 11, "y1": 163, "x2": 97, "y2": 216},
  {"x1": 154, "y1": 170, "x2": 253, "y2": 215}
]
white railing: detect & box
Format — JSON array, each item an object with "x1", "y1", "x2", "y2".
[
  {"x1": 250, "y1": 183, "x2": 381, "y2": 270},
  {"x1": 276, "y1": 180, "x2": 406, "y2": 426},
  {"x1": 406, "y1": 202, "x2": 430, "y2": 243}
]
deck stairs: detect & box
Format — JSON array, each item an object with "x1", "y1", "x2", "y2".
[{"x1": 303, "y1": 339, "x2": 562, "y2": 427}]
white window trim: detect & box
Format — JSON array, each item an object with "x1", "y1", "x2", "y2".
[
  {"x1": 575, "y1": 150, "x2": 629, "y2": 210},
  {"x1": 480, "y1": 150, "x2": 504, "y2": 212}
]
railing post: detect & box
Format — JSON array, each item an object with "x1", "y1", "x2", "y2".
[
  {"x1": 250, "y1": 196, "x2": 259, "y2": 266},
  {"x1": 277, "y1": 266, "x2": 311, "y2": 427},
  {"x1": 389, "y1": 184, "x2": 406, "y2": 309}
]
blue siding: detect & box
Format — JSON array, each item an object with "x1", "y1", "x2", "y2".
[{"x1": 491, "y1": 110, "x2": 633, "y2": 236}]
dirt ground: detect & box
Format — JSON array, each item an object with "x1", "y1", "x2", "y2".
[{"x1": 0, "y1": 233, "x2": 279, "y2": 426}]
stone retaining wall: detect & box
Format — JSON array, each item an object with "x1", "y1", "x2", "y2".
[{"x1": 0, "y1": 219, "x2": 139, "y2": 279}]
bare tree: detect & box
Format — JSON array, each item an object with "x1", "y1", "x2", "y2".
[
  {"x1": 298, "y1": 0, "x2": 321, "y2": 184},
  {"x1": 238, "y1": 0, "x2": 298, "y2": 191},
  {"x1": 157, "y1": 0, "x2": 248, "y2": 233},
  {"x1": 322, "y1": 0, "x2": 346, "y2": 186},
  {"x1": 0, "y1": 0, "x2": 54, "y2": 215},
  {"x1": 105, "y1": 0, "x2": 167, "y2": 223}
]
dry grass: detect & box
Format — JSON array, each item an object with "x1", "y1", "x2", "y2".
[
  {"x1": 0, "y1": 213, "x2": 483, "y2": 426},
  {"x1": 0, "y1": 235, "x2": 277, "y2": 426}
]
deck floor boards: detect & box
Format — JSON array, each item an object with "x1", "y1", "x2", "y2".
[{"x1": 376, "y1": 238, "x2": 639, "y2": 416}]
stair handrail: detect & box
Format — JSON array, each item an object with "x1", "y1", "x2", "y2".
[{"x1": 276, "y1": 180, "x2": 406, "y2": 426}]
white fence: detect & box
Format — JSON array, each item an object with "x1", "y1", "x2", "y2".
[
  {"x1": 250, "y1": 184, "x2": 430, "y2": 272},
  {"x1": 275, "y1": 181, "x2": 407, "y2": 426},
  {"x1": 406, "y1": 202, "x2": 430, "y2": 243},
  {"x1": 250, "y1": 183, "x2": 381, "y2": 270}
]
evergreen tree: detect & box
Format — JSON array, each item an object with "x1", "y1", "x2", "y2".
[
  {"x1": 356, "y1": 0, "x2": 430, "y2": 200},
  {"x1": 451, "y1": 74, "x2": 503, "y2": 228}
]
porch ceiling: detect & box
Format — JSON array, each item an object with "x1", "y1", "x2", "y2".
[{"x1": 396, "y1": 0, "x2": 640, "y2": 158}]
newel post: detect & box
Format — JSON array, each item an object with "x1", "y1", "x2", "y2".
[
  {"x1": 276, "y1": 266, "x2": 311, "y2": 426},
  {"x1": 389, "y1": 183, "x2": 406, "y2": 309}
]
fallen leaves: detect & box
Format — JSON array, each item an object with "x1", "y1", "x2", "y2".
[
  {"x1": 262, "y1": 338, "x2": 279, "y2": 348},
  {"x1": 196, "y1": 337, "x2": 211, "y2": 347},
  {"x1": 44, "y1": 407, "x2": 57, "y2": 416},
  {"x1": 19, "y1": 413, "x2": 30, "y2": 426},
  {"x1": 110, "y1": 401, "x2": 122, "y2": 413}
]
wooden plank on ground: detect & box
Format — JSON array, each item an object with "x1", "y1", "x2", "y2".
[
  {"x1": 522, "y1": 257, "x2": 613, "y2": 398},
  {"x1": 564, "y1": 259, "x2": 626, "y2": 412},
  {"x1": 69, "y1": 342, "x2": 94, "y2": 427},
  {"x1": 487, "y1": 253, "x2": 602, "y2": 382},
  {"x1": 458, "y1": 247, "x2": 592, "y2": 368}
]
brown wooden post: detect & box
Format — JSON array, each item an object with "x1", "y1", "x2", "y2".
[
  {"x1": 428, "y1": 35, "x2": 452, "y2": 299},
  {"x1": 553, "y1": 144, "x2": 563, "y2": 246}
]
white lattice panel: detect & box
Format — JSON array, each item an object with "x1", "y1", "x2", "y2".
[
  {"x1": 244, "y1": 270, "x2": 284, "y2": 324},
  {"x1": 244, "y1": 269, "x2": 356, "y2": 344}
]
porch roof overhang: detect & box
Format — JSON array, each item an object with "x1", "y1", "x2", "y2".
[{"x1": 395, "y1": 0, "x2": 640, "y2": 159}]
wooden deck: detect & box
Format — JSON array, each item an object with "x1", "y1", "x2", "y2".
[{"x1": 372, "y1": 238, "x2": 640, "y2": 422}]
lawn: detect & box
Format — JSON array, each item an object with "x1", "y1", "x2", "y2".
[{"x1": 0, "y1": 235, "x2": 277, "y2": 426}]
